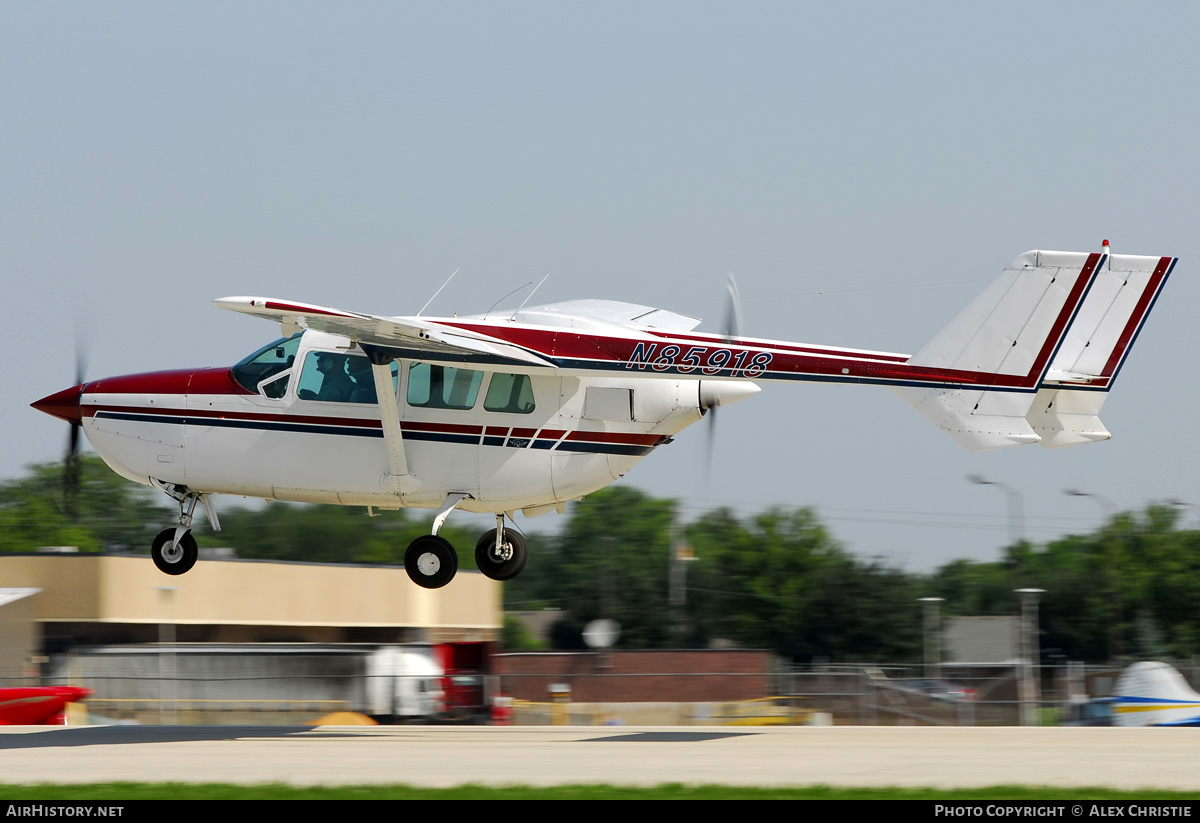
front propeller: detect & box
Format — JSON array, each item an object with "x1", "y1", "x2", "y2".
[{"x1": 31, "y1": 340, "x2": 88, "y2": 519}]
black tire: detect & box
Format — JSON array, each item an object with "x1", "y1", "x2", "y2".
[
  {"x1": 404, "y1": 535, "x2": 458, "y2": 589},
  {"x1": 474, "y1": 528, "x2": 528, "y2": 581},
  {"x1": 151, "y1": 528, "x2": 198, "y2": 575}
]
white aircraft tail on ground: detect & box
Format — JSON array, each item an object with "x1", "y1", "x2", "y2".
[{"x1": 1113, "y1": 661, "x2": 1200, "y2": 727}]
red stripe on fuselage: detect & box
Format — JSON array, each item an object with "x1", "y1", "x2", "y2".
[
  {"x1": 435, "y1": 260, "x2": 1098, "y2": 389},
  {"x1": 564, "y1": 430, "x2": 662, "y2": 447},
  {"x1": 87, "y1": 368, "x2": 253, "y2": 396}
]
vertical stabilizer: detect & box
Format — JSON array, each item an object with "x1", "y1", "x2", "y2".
[
  {"x1": 1113, "y1": 661, "x2": 1200, "y2": 727},
  {"x1": 893, "y1": 250, "x2": 1102, "y2": 451},
  {"x1": 1029, "y1": 250, "x2": 1176, "y2": 448}
]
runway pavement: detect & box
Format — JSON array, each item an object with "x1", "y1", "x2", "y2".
[{"x1": 1, "y1": 725, "x2": 1198, "y2": 790}]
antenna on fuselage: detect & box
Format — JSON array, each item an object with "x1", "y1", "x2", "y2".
[
  {"x1": 416, "y1": 268, "x2": 460, "y2": 317},
  {"x1": 510, "y1": 273, "x2": 550, "y2": 320},
  {"x1": 483, "y1": 281, "x2": 534, "y2": 320}
]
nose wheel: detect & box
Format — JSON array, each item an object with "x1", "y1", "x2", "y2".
[
  {"x1": 151, "y1": 529, "x2": 198, "y2": 576},
  {"x1": 149, "y1": 482, "x2": 219, "y2": 576}
]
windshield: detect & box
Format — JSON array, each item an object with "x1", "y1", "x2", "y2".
[{"x1": 231, "y1": 334, "x2": 303, "y2": 396}]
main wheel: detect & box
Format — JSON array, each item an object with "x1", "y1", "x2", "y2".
[
  {"x1": 474, "y1": 528, "x2": 528, "y2": 581},
  {"x1": 404, "y1": 535, "x2": 458, "y2": 589},
  {"x1": 151, "y1": 528, "x2": 198, "y2": 575}
]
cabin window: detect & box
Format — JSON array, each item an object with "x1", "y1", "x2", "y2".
[
  {"x1": 484, "y1": 373, "x2": 535, "y2": 414},
  {"x1": 231, "y1": 334, "x2": 303, "y2": 397},
  {"x1": 407, "y1": 363, "x2": 484, "y2": 410},
  {"x1": 297, "y1": 352, "x2": 397, "y2": 403},
  {"x1": 259, "y1": 371, "x2": 291, "y2": 399}
]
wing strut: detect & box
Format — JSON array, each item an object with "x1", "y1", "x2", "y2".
[{"x1": 367, "y1": 350, "x2": 422, "y2": 495}]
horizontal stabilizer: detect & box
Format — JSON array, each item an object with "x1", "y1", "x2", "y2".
[
  {"x1": 896, "y1": 387, "x2": 1041, "y2": 451},
  {"x1": 1025, "y1": 387, "x2": 1111, "y2": 449}
]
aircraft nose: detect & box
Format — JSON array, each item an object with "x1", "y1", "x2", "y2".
[{"x1": 31, "y1": 384, "x2": 84, "y2": 426}]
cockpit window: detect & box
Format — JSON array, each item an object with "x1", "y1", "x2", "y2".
[
  {"x1": 484, "y1": 373, "x2": 535, "y2": 414},
  {"x1": 297, "y1": 352, "x2": 398, "y2": 403},
  {"x1": 231, "y1": 334, "x2": 302, "y2": 397},
  {"x1": 406, "y1": 363, "x2": 484, "y2": 410}
]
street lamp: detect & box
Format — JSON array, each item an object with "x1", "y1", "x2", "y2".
[
  {"x1": 1167, "y1": 498, "x2": 1193, "y2": 529},
  {"x1": 1015, "y1": 588, "x2": 1045, "y2": 727},
  {"x1": 918, "y1": 597, "x2": 945, "y2": 679},
  {"x1": 155, "y1": 585, "x2": 177, "y2": 726},
  {"x1": 1063, "y1": 488, "x2": 1121, "y2": 661},
  {"x1": 968, "y1": 474, "x2": 1025, "y2": 545},
  {"x1": 1063, "y1": 488, "x2": 1115, "y2": 524}
]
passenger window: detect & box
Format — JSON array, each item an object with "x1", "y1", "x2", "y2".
[
  {"x1": 297, "y1": 352, "x2": 398, "y2": 404},
  {"x1": 407, "y1": 363, "x2": 484, "y2": 410},
  {"x1": 484, "y1": 373, "x2": 535, "y2": 414}
]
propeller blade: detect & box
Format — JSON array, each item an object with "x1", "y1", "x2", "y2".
[
  {"x1": 705, "y1": 274, "x2": 744, "y2": 484},
  {"x1": 723, "y1": 274, "x2": 742, "y2": 341},
  {"x1": 64, "y1": 319, "x2": 89, "y2": 518}
]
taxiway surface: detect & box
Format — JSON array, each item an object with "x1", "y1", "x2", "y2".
[{"x1": 2, "y1": 725, "x2": 1198, "y2": 789}]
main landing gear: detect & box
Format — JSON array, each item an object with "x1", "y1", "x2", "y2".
[
  {"x1": 403, "y1": 508, "x2": 528, "y2": 590},
  {"x1": 149, "y1": 482, "x2": 219, "y2": 576}
]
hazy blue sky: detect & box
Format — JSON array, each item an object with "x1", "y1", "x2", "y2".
[{"x1": 4, "y1": 2, "x2": 1198, "y2": 570}]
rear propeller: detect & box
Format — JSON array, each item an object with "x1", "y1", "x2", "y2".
[{"x1": 702, "y1": 274, "x2": 743, "y2": 482}]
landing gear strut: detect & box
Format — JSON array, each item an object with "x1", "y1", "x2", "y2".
[
  {"x1": 149, "y1": 482, "x2": 219, "y2": 576},
  {"x1": 403, "y1": 494, "x2": 467, "y2": 589}
]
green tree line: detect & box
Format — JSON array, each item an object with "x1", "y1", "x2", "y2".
[{"x1": 3, "y1": 455, "x2": 1199, "y2": 664}]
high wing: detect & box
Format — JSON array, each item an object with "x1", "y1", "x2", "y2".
[{"x1": 213, "y1": 297, "x2": 557, "y2": 369}]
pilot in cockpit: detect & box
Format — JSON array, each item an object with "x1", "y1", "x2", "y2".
[
  {"x1": 345, "y1": 356, "x2": 378, "y2": 403},
  {"x1": 297, "y1": 352, "x2": 355, "y2": 402}
]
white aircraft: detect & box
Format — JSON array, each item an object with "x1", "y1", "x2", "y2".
[
  {"x1": 32, "y1": 243, "x2": 1175, "y2": 588},
  {"x1": 1114, "y1": 662, "x2": 1200, "y2": 727}
]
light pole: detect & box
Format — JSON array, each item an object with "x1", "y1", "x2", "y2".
[
  {"x1": 1063, "y1": 488, "x2": 1120, "y2": 661},
  {"x1": 1063, "y1": 488, "x2": 1115, "y2": 524},
  {"x1": 669, "y1": 518, "x2": 697, "y2": 645},
  {"x1": 1167, "y1": 498, "x2": 1193, "y2": 529},
  {"x1": 1015, "y1": 588, "x2": 1045, "y2": 727},
  {"x1": 919, "y1": 597, "x2": 945, "y2": 679},
  {"x1": 155, "y1": 585, "x2": 177, "y2": 725},
  {"x1": 968, "y1": 474, "x2": 1025, "y2": 546}
]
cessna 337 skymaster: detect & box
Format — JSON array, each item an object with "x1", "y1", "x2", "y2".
[{"x1": 32, "y1": 242, "x2": 1175, "y2": 588}]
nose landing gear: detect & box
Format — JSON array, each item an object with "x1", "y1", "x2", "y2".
[{"x1": 148, "y1": 482, "x2": 219, "y2": 576}]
